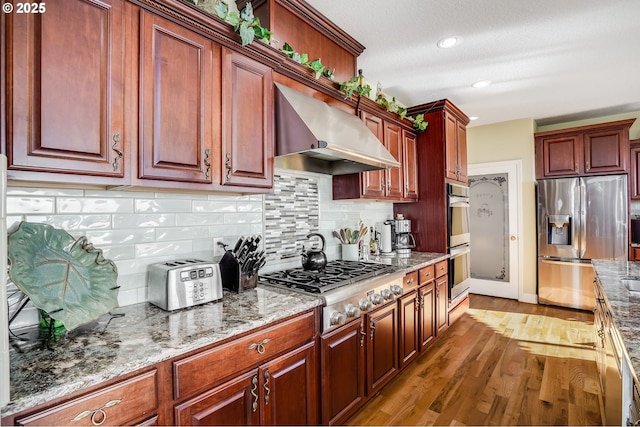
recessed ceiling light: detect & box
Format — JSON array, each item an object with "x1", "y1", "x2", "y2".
[
  {"x1": 472, "y1": 80, "x2": 491, "y2": 88},
  {"x1": 437, "y1": 37, "x2": 460, "y2": 49},
  {"x1": 469, "y1": 116, "x2": 479, "y2": 121}
]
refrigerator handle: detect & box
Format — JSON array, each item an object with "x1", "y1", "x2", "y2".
[
  {"x1": 539, "y1": 258, "x2": 593, "y2": 267},
  {"x1": 578, "y1": 178, "x2": 586, "y2": 259}
]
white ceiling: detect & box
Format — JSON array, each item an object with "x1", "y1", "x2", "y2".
[{"x1": 303, "y1": 0, "x2": 640, "y2": 128}]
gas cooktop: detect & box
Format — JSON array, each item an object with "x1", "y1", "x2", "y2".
[{"x1": 258, "y1": 260, "x2": 396, "y2": 294}]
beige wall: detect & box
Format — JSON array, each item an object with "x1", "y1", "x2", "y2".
[
  {"x1": 467, "y1": 111, "x2": 640, "y2": 303},
  {"x1": 467, "y1": 119, "x2": 537, "y2": 301}
]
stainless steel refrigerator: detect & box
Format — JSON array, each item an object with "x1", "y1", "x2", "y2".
[{"x1": 537, "y1": 175, "x2": 627, "y2": 311}]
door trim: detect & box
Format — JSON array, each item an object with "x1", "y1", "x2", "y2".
[{"x1": 468, "y1": 160, "x2": 524, "y2": 301}]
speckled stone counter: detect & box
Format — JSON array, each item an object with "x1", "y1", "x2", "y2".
[
  {"x1": 369, "y1": 251, "x2": 449, "y2": 272},
  {"x1": 1, "y1": 287, "x2": 322, "y2": 418},
  {"x1": 592, "y1": 260, "x2": 640, "y2": 383}
]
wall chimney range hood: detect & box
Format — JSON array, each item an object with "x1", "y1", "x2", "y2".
[{"x1": 274, "y1": 83, "x2": 400, "y2": 175}]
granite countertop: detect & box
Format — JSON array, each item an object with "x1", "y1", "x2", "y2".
[
  {"x1": 592, "y1": 260, "x2": 640, "y2": 383},
  {"x1": 1, "y1": 287, "x2": 322, "y2": 418},
  {"x1": 369, "y1": 251, "x2": 449, "y2": 272},
  {"x1": 2, "y1": 252, "x2": 446, "y2": 419}
]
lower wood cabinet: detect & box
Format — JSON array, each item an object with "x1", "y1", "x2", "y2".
[
  {"x1": 366, "y1": 301, "x2": 399, "y2": 396},
  {"x1": 320, "y1": 319, "x2": 366, "y2": 425},
  {"x1": 14, "y1": 370, "x2": 159, "y2": 426},
  {"x1": 174, "y1": 342, "x2": 317, "y2": 426}
]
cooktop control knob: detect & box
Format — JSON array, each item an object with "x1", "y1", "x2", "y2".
[
  {"x1": 345, "y1": 304, "x2": 360, "y2": 318},
  {"x1": 390, "y1": 285, "x2": 404, "y2": 296},
  {"x1": 330, "y1": 311, "x2": 346, "y2": 326},
  {"x1": 370, "y1": 293, "x2": 383, "y2": 306},
  {"x1": 358, "y1": 298, "x2": 373, "y2": 312},
  {"x1": 381, "y1": 289, "x2": 393, "y2": 300}
]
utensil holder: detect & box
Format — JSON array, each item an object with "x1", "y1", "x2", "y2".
[{"x1": 219, "y1": 251, "x2": 258, "y2": 293}]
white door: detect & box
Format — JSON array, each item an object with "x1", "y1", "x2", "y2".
[{"x1": 468, "y1": 160, "x2": 522, "y2": 300}]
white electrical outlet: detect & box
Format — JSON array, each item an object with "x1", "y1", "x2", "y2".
[{"x1": 213, "y1": 237, "x2": 226, "y2": 256}]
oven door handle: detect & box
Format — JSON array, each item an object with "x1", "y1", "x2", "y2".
[
  {"x1": 448, "y1": 196, "x2": 469, "y2": 207},
  {"x1": 450, "y1": 245, "x2": 470, "y2": 257}
]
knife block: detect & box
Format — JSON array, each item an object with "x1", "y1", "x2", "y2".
[{"x1": 219, "y1": 251, "x2": 258, "y2": 293}]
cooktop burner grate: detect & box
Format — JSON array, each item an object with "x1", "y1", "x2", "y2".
[{"x1": 259, "y1": 260, "x2": 395, "y2": 293}]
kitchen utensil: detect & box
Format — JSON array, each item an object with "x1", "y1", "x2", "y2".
[{"x1": 301, "y1": 233, "x2": 327, "y2": 271}]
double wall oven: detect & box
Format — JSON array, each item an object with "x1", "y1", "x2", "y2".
[{"x1": 447, "y1": 183, "x2": 471, "y2": 304}]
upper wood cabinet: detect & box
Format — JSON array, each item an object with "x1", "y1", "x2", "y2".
[
  {"x1": 534, "y1": 119, "x2": 635, "y2": 179},
  {"x1": 332, "y1": 111, "x2": 418, "y2": 202},
  {"x1": 3, "y1": 0, "x2": 129, "y2": 185},
  {"x1": 630, "y1": 139, "x2": 640, "y2": 200},
  {"x1": 444, "y1": 111, "x2": 468, "y2": 184},
  {"x1": 138, "y1": 10, "x2": 219, "y2": 186},
  {"x1": 219, "y1": 48, "x2": 274, "y2": 189}
]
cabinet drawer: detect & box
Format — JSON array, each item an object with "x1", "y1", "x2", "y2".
[
  {"x1": 418, "y1": 265, "x2": 435, "y2": 285},
  {"x1": 15, "y1": 370, "x2": 158, "y2": 426},
  {"x1": 435, "y1": 260, "x2": 448, "y2": 278},
  {"x1": 173, "y1": 310, "x2": 316, "y2": 400},
  {"x1": 403, "y1": 271, "x2": 418, "y2": 289}
]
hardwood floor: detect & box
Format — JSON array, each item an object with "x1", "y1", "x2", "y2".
[{"x1": 346, "y1": 294, "x2": 603, "y2": 426}]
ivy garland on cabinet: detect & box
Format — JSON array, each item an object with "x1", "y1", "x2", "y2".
[{"x1": 186, "y1": 0, "x2": 427, "y2": 131}]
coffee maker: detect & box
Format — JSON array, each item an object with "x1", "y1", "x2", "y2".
[{"x1": 394, "y1": 215, "x2": 416, "y2": 256}]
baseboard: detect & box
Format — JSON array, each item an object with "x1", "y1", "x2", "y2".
[{"x1": 519, "y1": 292, "x2": 538, "y2": 304}]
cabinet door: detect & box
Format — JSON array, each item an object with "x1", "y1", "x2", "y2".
[
  {"x1": 6, "y1": 0, "x2": 127, "y2": 180},
  {"x1": 583, "y1": 127, "x2": 629, "y2": 174},
  {"x1": 360, "y1": 112, "x2": 386, "y2": 198},
  {"x1": 366, "y1": 302, "x2": 398, "y2": 396},
  {"x1": 260, "y1": 342, "x2": 318, "y2": 426},
  {"x1": 419, "y1": 282, "x2": 436, "y2": 351},
  {"x1": 398, "y1": 290, "x2": 419, "y2": 368},
  {"x1": 444, "y1": 113, "x2": 459, "y2": 181},
  {"x1": 436, "y1": 276, "x2": 449, "y2": 335},
  {"x1": 402, "y1": 130, "x2": 419, "y2": 200},
  {"x1": 139, "y1": 11, "x2": 217, "y2": 184},
  {"x1": 320, "y1": 320, "x2": 366, "y2": 425},
  {"x1": 456, "y1": 120, "x2": 468, "y2": 183},
  {"x1": 221, "y1": 48, "x2": 273, "y2": 188},
  {"x1": 174, "y1": 370, "x2": 260, "y2": 426},
  {"x1": 536, "y1": 134, "x2": 581, "y2": 178},
  {"x1": 384, "y1": 121, "x2": 404, "y2": 198},
  {"x1": 630, "y1": 143, "x2": 640, "y2": 200}
]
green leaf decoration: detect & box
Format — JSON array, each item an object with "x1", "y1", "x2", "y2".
[
  {"x1": 213, "y1": 1, "x2": 228, "y2": 19},
  {"x1": 239, "y1": 20, "x2": 255, "y2": 46},
  {"x1": 253, "y1": 23, "x2": 272, "y2": 43},
  {"x1": 7, "y1": 222, "x2": 119, "y2": 331},
  {"x1": 282, "y1": 42, "x2": 295, "y2": 56},
  {"x1": 226, "y1": 10, "x2": 240, "y2": 27},
  {"x1": 240, "y1": 2, "x2": 254, "y2": 22},
  {"x1": 308, "y1": 59, "x2": 325, "y2": 79}
]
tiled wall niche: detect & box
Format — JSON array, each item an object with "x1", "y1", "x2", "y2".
[{"x1": 4, "y1": 169, "x2": 393, "y2": 328}]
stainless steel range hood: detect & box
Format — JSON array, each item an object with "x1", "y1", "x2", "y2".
[{"x1": 274, "y1": 83, "x2": 400, "y2": 175}]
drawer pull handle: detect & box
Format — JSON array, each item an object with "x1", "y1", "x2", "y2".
[
  {"x1": 72, "y1": 399, "x2": 121, "y2": 426},
  {"x1": 204, "y1": 148, "x2": 211, "y2": 179},
  {"x1": 111, "y1": 133, "x2": 122, "y2": 172},
  {"x1": 225, "y1": 152, "x2": 232, "y2": 181},
  {"x1": 370, "y1": 318, "x2": 375, "y2": 340},
  {"x1": 263, "y1": 370, "x2": 271, "y2": 405},
  {"x1": 251, "y1": 375, "x2": 258, "y2": 412},
  {"x1": 248, "y1": 338, "x2": 271, "y2": 354}
]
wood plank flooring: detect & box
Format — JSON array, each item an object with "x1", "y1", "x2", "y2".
[{"x1": 346, "y1": 294, "x2": 603, "y2": 426}]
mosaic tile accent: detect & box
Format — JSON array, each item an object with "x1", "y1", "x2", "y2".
[{"x1": 264, "y1": 173, "x2": 319, "y2": 260}]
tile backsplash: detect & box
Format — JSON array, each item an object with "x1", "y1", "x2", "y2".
[{"x1": 4, "y1": 169, "x2": 393, "y2": 327}]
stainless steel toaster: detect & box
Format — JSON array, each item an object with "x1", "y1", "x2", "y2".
[{"x1": 148, "y1": 259, "x2": 223, "y2": 311}]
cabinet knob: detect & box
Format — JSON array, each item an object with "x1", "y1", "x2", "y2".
[{"x1": 248, "y1": 338, "x2": 271, "y2": 354}]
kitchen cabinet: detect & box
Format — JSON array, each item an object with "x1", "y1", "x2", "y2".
[
  {"x1": 534, "y1": 119, "x2": 635, "y2": 179},
  {"x1": 395, "y1": 99, "x2": 470, "y2": 254},
  {"x1": 175, "y1": 342, "x2": 317, "y2": 426},
  {"x1": 398, "y1": 273, "x2": 419, "y2": 368},
  {"x1": 435, "y1": 260, "x2": 449, "y2": 335},
  {"x1": 14, "y1": 370, "x2": 158, "y2": 426},
  {"x1": 320, "y1": 319, "x2": 366, "y2": 425},
  {"x1": 220, "y1": 48, "x2": 274, "y2": 189},
  {"x1": 332, "y1": 111, "x2": 418, "y2": 202},
  {"x1": 630, "y1": 246, "x2": 640, "y2": 261},
  {"x1": 629, "y1": 139, "x2": 640, "y2": 200},
  {"x1": 138, "y1": 10, "x2": 219, "y2": 186},
  {"x1": 418, "y1": 265, "x2": 437, "y2": 350},
  {"x1": 171, "y1": 310, "x2": 318, "y2": 425},
  {"x1": 365, "y1": 301, "x2": 399, "y2": 396},
  {"x1": 3, "y1": 0, "x2": 129, "y2": 185},
  {"x1": 444, "y1": 111, "x2": 468, "y2": 184}
]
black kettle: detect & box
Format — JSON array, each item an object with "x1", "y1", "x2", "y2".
[{"x1": 301, "y1": 233, "x2": 327, "y2": 271}]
